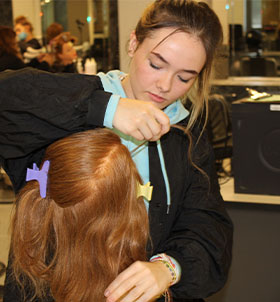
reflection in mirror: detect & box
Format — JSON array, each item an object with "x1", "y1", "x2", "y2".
[
  {"x1": 228, "y1": 0, "x2": 280, "y2": 77},
  {"x1": 40, "y1": 0, "x2": 119, "y2": 73}
]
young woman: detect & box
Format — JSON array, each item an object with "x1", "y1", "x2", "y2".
[
  {"x1": 0, "y1": 1, "x2": 233, "y2": 302},
  {"x1": 11, "y1": 128, "x2": 149, "y2": 302}
]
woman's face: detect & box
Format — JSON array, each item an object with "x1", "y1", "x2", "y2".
[
  {"x1": 14, "y1": 23, "x2": 30, "y2": 39},
  {"x1": 123, "y1": 28, "x2": 206, "y2": 109},
  {"x1": 14, "y1": 23, "x2": 25, "y2": 35}
]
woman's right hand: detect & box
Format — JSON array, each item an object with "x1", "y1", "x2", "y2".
[{"x1": 113, "y1": 98, "x2": 170, "y2": 141}]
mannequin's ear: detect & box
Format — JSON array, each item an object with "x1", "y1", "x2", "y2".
[{"x1": 128, "y1": 30, "x2": 138, "y2": 57}]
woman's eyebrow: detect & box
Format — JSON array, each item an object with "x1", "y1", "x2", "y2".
[{"x1": 151, "y1": 52, "x2": 198, "y2": 75}]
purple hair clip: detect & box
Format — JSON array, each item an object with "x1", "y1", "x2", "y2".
[{"x1": 26, "y1": 160, "x2": 50, "y2": 198}]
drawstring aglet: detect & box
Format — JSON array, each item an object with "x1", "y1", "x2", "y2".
[{"x1": 166, "y1": 205, "x2": 170, "y2": 214}]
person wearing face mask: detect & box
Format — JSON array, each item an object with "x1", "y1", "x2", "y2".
[
  {"x1": 14, "y1": 16, "x2": 41, "y2": 57},
  {"x1": 0, "y1": 1, "x2": 233, "y2": 302}
]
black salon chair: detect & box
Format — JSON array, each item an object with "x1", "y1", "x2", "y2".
[
  {"x1": 240, "y1": 56, "x2": 278, "y2": 76},
  {"x1": 207, "y1": 94, "x2": 233, "y2": 177},
  {"x1": 184, "y1": 95, "x2": 233, "y2": 176}
]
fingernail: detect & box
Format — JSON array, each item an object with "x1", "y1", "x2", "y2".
[{"x1": 104, "y1": 289, "x2": 109, "y2": 297}]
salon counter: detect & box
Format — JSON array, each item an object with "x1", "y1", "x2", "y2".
[
  {"x1": 220, "y1": 177, "x2": 280, "y2": 205},
  {"x1": 212, "y1": 76, "x2": 280, "y2": 87}
]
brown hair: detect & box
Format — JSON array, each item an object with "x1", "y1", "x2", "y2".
[
  {"x1": 11, "y1": 129, "x2": 149, "y2": 302},
  {"x1": 0, "y1": 26, "x2": 21, "y2": 58},
  {"x1": 14, "y1": 15, "x2": 33, "y2": 33},
  {"x1": 50, "y1": 31, "x2": 77, "y2": 64},
  {"x1": 46, "y1": 22, "x2": 64, "y2": 43},
  {"x1": 134, "y1": 0, "x2": 223, "y2": 130}
]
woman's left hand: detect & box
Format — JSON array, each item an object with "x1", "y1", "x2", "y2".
[{"x1": 104, "y1": 261, "x2": 172, "y2": 302}]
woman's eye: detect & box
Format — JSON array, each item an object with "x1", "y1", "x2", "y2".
[
  {"x1": 178, "y1": 76, "x2": 190, "y2": 83},
  {"x1": 149, "y1": 61, "x2": 160, "y2": 70}
]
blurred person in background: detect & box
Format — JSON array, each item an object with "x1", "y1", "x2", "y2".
[
  {"x1": 29, "y1": 32, "x2": 78, "y2": 73},
  {"x1": 14, "y1": 15, "x2": 41, "y2": 57},
  {"x1": 0, "y1": 26, "x2": 25, "y2": 72},
  {"x1": 51, "y1": 32, "x2": 77, "y2": 72}
]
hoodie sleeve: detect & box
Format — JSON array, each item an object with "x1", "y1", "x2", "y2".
[
  {"x1": 149, "y1": 127, "x2": 233, "y2": 301},
  {"x1": 0, "y1": 67, "x2": 112, "y2": 160},
  {"x1": 170, "y1": 131, "x2": 233, "y2": 299},
  {"x1": 0, "y1": 67, "x2": 112, "y2": 192}
]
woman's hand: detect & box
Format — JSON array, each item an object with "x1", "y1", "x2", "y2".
[
  {"x1": 104, "y1": 261, "x2": 172, "y2": 302},
  {"x1": 113, "y1": 98, "x2": 170, "y2": 141},
  {"x1": 38, "y1": 53, "x2": 55, "y2": 66}
]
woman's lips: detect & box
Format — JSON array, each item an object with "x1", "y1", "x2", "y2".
[{"x1": 148, "y1": 92, "x2": 165, "y2": 103}]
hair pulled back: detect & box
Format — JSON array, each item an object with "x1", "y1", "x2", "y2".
[
  {"x1": 46, "y1": 22, "x2": 64, "y2": 44},
  {"x1": 11, "y1": 128, "x2": 149, "y2": 302},
  {"x1": 14, "y1": 15, "x2": 34, "y2": 33},
  {"x1": 135, "y1": 0, "x2": 223, "y2": 129},
  {"x1": 50, "y1": 32, "x2": 76, "y2": 54}
]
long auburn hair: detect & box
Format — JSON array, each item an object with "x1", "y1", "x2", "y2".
[{"x1": 11, "y1": 128, "x2": 149, "y2": 302}]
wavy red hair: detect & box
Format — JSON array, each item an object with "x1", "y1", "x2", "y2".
[{"x1": 11, "y1": 128, "x2": 149, "y2": 302}]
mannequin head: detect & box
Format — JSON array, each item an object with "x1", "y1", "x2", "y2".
[
  {"x1": 11, "y1": 129, "x2": 149, "y2": 302},
  {"x1": 51, "y1": 32, "x2": 77, "y2": 65}
]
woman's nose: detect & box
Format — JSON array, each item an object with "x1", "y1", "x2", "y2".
[{"x1": 156, "y1": 73, "x2": 172, "y2": 92}]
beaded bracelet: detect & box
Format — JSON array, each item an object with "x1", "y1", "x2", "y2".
[
  {"x1": 150, "y1": 253, "x2": 179, "y2": 286},
  {"x1": 163, "y1": 288, "x2": 173, "y2": 302}
]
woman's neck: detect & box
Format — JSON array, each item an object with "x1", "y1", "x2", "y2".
[
  {"x1": 121, "y1": 75, "x2": 134, "y2": 99},
  {"x1": 25, "y1": 33, "x2": 34, "y2": 42}
]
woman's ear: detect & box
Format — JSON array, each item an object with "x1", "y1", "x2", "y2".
[{"x1": 128, "y1": 30, "x2": 138, "y2": 57}]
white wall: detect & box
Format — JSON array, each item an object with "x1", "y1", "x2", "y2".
[
  {"x1": 117, "y1": 0, "x2": 238, "y2": 72},
  {"x1": 12, "y1": 0, "x2": 42, "y2": 40},
  {"x1": 212, "y1": 0, "x2": 229, "y2": 44},
  {"x1": 11, "y1": 0, "x2": 243, "y2": 72},
  {"x1": 117, "y1": 0, "x2": 152, "y2": 72}
]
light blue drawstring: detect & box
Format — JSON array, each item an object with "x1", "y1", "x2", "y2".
[{"x1": 157, "y1": 140, "x2": 171, "y2": 214}]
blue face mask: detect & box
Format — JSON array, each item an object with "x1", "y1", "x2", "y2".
[{"x1": 18, "y1": 31, "x2": 27, "y2": 41}]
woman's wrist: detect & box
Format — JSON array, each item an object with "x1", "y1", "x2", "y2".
[
  {"x1": 104, "y1": 95, "x2": 121, "y2": 128},
  {"x1": 150, "y1": 253, "x2": 181, "y2": 286}
]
